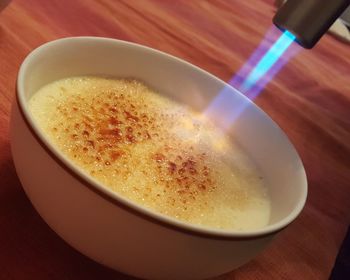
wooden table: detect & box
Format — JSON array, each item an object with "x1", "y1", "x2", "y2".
[{"x1": 0, "y1": 0, "x2": 349, "y2": 279}]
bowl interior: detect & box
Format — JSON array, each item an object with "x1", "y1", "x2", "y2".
[{"x1": 17, "y1": 37, "x2": 307, "y2": 235}]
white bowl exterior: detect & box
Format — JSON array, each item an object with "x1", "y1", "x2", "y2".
[{"x1": 11, "y1": 37, "x2": 307, "y2": 279}]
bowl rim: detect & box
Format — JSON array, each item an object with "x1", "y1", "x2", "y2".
[{"x1": 16, "y1": 36, "x2": 308, "y2": 240}]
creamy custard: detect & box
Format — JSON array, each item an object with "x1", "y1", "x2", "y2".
[{"x1": 29, "y1": 76, "x2": 270, "y2": 230}]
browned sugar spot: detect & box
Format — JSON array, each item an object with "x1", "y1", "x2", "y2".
[
  {"x1": 151, "y1": 148, "x2": 216, "y2": 202},
  {"x1": 110, "y1": 150, "x2": 125, "y2": 161}
]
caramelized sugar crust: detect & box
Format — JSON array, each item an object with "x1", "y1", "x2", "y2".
[{"x1": 29, "y1": 77, "x2": 270, "y2": 230}]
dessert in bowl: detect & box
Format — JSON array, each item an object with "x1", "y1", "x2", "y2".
[{"x1": 11, "y1": 37, "x2": 307, "y2": 280}]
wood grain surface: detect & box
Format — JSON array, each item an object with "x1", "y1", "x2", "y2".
[{"x1": 0, "y1": 0, "x2": 349, "y2": 279}]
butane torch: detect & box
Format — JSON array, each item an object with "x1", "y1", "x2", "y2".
[{"x1": 273, "y1": 0, "x2": 350, "y2": 48}]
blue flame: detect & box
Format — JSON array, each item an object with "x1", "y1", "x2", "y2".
[
  {"x1": 240, "y1": 30, "x2": 295, "y2": 91},
  {"x1": 204, "y1": 28, "x2": 299, "y2": 130}
]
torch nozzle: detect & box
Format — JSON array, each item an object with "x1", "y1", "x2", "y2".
[{"x1": 273, "y1": 0, "x2": 350, "y2": 48}]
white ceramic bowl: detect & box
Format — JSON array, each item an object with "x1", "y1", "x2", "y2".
[{"x1": 11, "y1": 37, "x2": 307, "y2": 280}]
